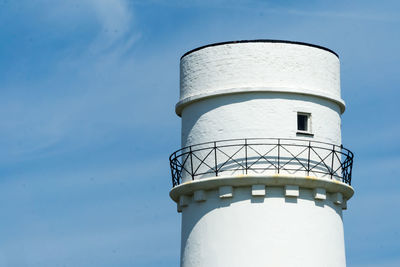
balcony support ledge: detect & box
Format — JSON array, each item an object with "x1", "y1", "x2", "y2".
[{"x1": 169, "y1": 174, "x2": 354, "y2": 203}]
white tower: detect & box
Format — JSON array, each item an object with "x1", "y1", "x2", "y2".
[{"x1": 169, "y1": 40, "x2": 354, "y2": 267}]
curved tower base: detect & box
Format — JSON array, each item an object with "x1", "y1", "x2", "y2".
[{"x1": 171, "y1": 175, "x2": 353, "y2": 267}]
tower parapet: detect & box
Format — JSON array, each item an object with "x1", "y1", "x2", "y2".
[{"x1": 169, "y1": 40, "x2": 354, "y2": 267}]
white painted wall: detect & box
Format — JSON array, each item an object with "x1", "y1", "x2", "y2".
[
  {"x1": 180, "y1": 187, "x2": 346, "y2": 267},
  {"x1": 179, "y1": 42, "x2": 344, "y2": 183},
  {"x1": 181, "y1": 92, "x2": 342, "y2": 147},
  {"x1": 179, "y1": 42, "x2": 344, "y2": 148},
  {"x1": 178, "y1": 42, "x2": 344, "y2": 116},
  {"x1": 174, "y1": 41, "x2": 350, "y2": 267}
]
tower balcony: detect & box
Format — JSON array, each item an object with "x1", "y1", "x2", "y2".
[{"x1": 169, "y1": 138, "x2": 354, "y2": 187}]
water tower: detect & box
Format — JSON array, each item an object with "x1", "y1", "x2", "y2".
[{"x1": 169, "y1": 40, "x2": 354, "y2": 267}]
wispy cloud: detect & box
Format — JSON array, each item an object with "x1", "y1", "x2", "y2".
[
  {"x1": 132, "y1": 0, "x2": 399, "y2": 22},
  {"x1": 86, "y1": 0, "x2": 140, "y2": 53},
  {"x1": 0, "y1": 0, "x2": 146, "y2": 162}
]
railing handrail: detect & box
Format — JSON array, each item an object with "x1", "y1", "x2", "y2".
[{"x1": 170, "y1": 138, "x2": 352, "y2": 158}]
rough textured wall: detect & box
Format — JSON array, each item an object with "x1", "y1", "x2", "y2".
[
  {"x1": 178, "y1": 42, "x2": 343, "y2": 116},
  {"x1": 181, "y1": 187, "x2": 346, "y2": 267},
  {"x1": 179, "y1": 41, "x2": 344, "y2": 148},
  {"x1": 181, "y1": 93, "x2": 341, "y2": 147},
  {"x1": 176, "y1": 41, "x2": 349, "y2": 267}
]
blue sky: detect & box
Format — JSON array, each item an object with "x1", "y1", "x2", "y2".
[{"x1": 0, "y1": 0, "x2": 399, "y2": 266}]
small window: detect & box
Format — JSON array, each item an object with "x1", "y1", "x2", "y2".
[{"x1": 297, "y1": 112, "x2": 311, "y2": 133}]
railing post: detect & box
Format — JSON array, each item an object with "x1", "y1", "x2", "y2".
[
  {"x1": 214, "y1": 141, "x2": 218, "y2": 176},
  {"x1": 245, "y1": 139, "x2": 248, "y2": 174},
  {"x1": 349, "y1": 155, "x2": 353, "y2": 185},
  {"x1": 189, "y1": 146, "x2": 194, "y2": 180},
  {"x1": 330, "y1": 145, "x2": 335, "y2": 179},
  {"x1": 277, "y1": 139, "x2": 280, "y2": 174},
  {"x1": 170, "y1": 155, "x2": 175, "y2": 186},
  {"x1": 175, "y1": 152, "x2": 180, "y2": 186},
  {"x1": 307, "y1": 141, "x2": 311, "y2": 176}
]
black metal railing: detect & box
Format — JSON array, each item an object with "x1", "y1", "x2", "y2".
[{"x1": 169, "y1": 138, "x2": 354, "y2": 187}]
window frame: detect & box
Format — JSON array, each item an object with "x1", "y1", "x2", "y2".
[{"x1": 296, "y1": 112, "x2": 313, "y2": 136}]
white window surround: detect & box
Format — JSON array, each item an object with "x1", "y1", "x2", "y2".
[{"x1": 297, "y1": 112, "x2": 313, "y2": 136}]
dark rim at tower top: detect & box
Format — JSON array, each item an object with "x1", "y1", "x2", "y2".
[{"x1": 181, "y1": 39, "x2": 339, "y2": 60}]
